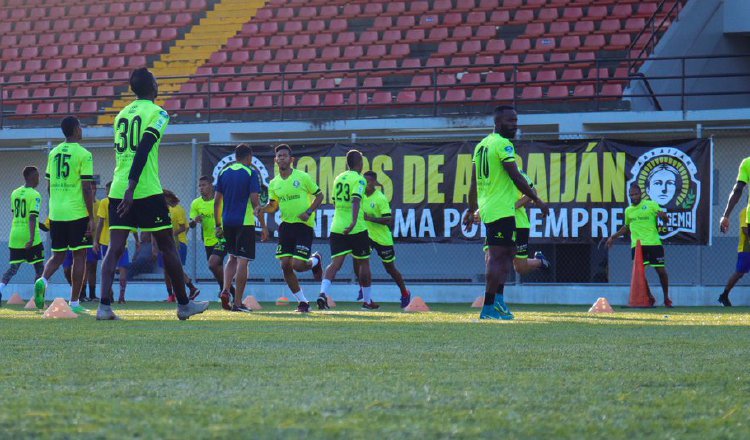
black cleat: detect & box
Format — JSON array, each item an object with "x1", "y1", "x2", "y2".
[
  {"x1": 316, "y1": 294, "x2": 330, "y2": 310},
  {"x1": 718, "y1": 294, "x2": 732, "y2": 307},
  {"x1": 296, "y1": 301, "x2": 310, "y2": 313},
  {"x1": 534, "y1": 251, "x2": 551, "y2": 270}
]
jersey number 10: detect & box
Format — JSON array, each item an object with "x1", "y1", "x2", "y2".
[
  {"x1": 476, "y1": 146, "x2": 490, "y2": 180},
  {"x1": 115, "y1": 116, "x2": 142, "y2": 153}
]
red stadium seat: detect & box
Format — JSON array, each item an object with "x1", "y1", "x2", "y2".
[
  {"x1": 445, "y1": 89, "x2": 466, "y2": 102},
  {"x1": 573, "y1": 85, "x2": 595, "y2": 98},
  {"x1": 547, "y1": 86, "x2": 569, "y2": 99},
  {"x1": 324, "y1": 93, "x2": 345, "y2": 106},
  {"x1": 372, "y1": 92, "x2": 392, "y2": 105},
  {"x1": 521, "y1": 87, "x2": 543, "y2": 100},
  {"x1": 396, "y1": 91, "x2": 417, "y2": 104},
  {"x1": 469, "y1": 88, "x2": 492, "y2": 101}
]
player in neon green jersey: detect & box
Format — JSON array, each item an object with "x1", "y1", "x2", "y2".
[
  {"x1": 607, "y1": 183, "x2": 671, "y2": 307},
  {"x1": 719, "y1": 155, "x2": 750, "y2": 305},
  {"x1": 0, "y1": 167, "x2": 45, "y2": 306},
  {"x1": 464, "y1": 105, "x2": 548, "y2": 320},
  {"x1": 34, "y1": 117, "x2": 96, "y2": 313},
  {"x1": 717, "y1": 206, "x2": 749, "y2": 307},
  {"x1": 96, "y1": 68, "x2": 208, "y2": 321},
  {"x1": 317, "y1": 150, "x2": 378, "y2": 310},
  {"x1": 262, "y1": 144, "x2": 324, "y2": 313}
]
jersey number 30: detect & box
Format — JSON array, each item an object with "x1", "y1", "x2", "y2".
[{"x1": 115, "y1": 116, "x2": 142, "y2": 153}]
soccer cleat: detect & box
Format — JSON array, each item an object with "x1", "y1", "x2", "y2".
[
  {"x1": 479, "y1": 304, "x2": 501, "y2": 320},
  {"x1": 356, "y1": 287, "x2": 363, "y2": 301},
  {"x1": 311, "y1": 252, "x2": 323, "y2": 282},
  {"x1": 71, "y1": 305, "x2": 88, "y2": 314},
  {"x1": 664, "y1": 298, "x2": 673, "y2": 308},
  {"x1": 362, "y1": 301, "x2": 380, "y2": 310},
  {"x1": 96, "y1": 305, "x2": 121, "y2": 321},
  {"x1": 80, "y1": 296, "x2": 90, "y2": 303},
  {"x1": 90, "y1": 296, "x2": 99, "y2": 302},
  {"x1": 718, "y1": 293, "x2": 732, "y2": 307},
  {"x1": 296, "y1": 301, "x2": 310, "y2": 313},
  {"x1": 400, "y1": 291, "x2": 411, "y2": 309},
  {"x1": 219, "y1": 290, "x2": 232, "y2": 310},
  {"x1": 534, "y1": 251, "x2": 551, "y2": 270},
  {"x1": 493, "y1": 295, "x2": 515, "y2": 320},
  {"x1": 231, "y1": 304, "x2": 252, "y2": 313},
  {"x1": 33, "y1": 278, "x2": 46, "y2": 309},
  {"x1": 316, "y1": 294, "x2": 330, "y2": 310},
  {"x1": 189, "y1": 287, "x2": 201, "y2": 300},
  {"x1": 177, "y1": 300, "x2": 209, "y2": 320},
  {"x1": 647, "y1": 294, "x2": 656, "y2": 307}
]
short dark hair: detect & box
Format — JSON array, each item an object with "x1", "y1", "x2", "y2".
[
  {"x1": 346, "y1": 149, "x2": 363, "y2": 168},
  {"x1": 235, "y1": 143, "x2": 252, "y2": 160},
  {"x1": 274, "y1": 144, "x2": 292, "y2": 155},
  {"x1": 163, "y1": 189, "x2": 180, "y2": 204},
  {"x1": 130, "y1": 68, "x2": 155, "y2": 97},
  {"x1": 199, "y1": 175, "x2": 212, "y2": 183},
  {"x1": 22, "y1": 166, "x2": 38, "y2": 179},
  {"x1": 363, "y1": 171, "x2": 377, "y2": 180},
  {"x1": 629, "y1": 183, "x2": 642, "y2": 191},
  {"x1": 60, "y1": 116, "x2": 79, "y2": 138},
  {"x1": 494, "y1": 105, "x2": 516, "y2": 116}
]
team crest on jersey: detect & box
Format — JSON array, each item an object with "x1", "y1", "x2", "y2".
[
  {"x1": 627, "y1": 147, "x2": 700, "y2": 238},
  {"x1": 293, "y1": 180, "x2": 300, "y2": 188}
]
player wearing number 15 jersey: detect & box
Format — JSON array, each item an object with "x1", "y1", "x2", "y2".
[{"x1": 96, "y1": 68, "x2": 208, "y2": 321}]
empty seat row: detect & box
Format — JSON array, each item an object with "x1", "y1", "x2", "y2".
[
  {"x1": 0, "y1": 28, "x2": 179, "y2": 48},
  {"x1": 0, "y1": 13, "x2": 193, "y2": 35},
  {"x1": 0, "y1": 0, "x2": 207, "y2": 21},
  {"x1": 1, "y1": 56, "x2": 148, "y2": 74},
  {"x1": 1, "y1": 42, "x2": 163, "y2": 61}
]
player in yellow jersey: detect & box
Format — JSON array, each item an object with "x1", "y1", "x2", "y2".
[
  {"x1": 0, "y1": 167, "x2": 45, "y2": 305},
  {"x1": 717, "y1": 206, "x2": 749, "y2": 307},
  {"x1": 317, "y1": 150, "x2": 378, "y2": 310},
  {"x1": 159, "y1": 190, "x2": 200, "y2": 301},
  {"x1": 607, "y1": 184, "x2": 671, "y2": 307},
  {"x1": 96, "y1": 68, "x2": 208, "y2": 320},
  {"x1": 464, "y1": 106, "x2": 548, "y2": 320},
  {"x1": 262, "y1": 144, "x2": 324, "y2": 313},
  {"x1": 718, "y1": 156, "x2": 750, "y2": 306},
  {"x1": 34, "y1": 117, "x2": 96, "y2": 313}
]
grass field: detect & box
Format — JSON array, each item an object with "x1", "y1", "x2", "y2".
[{"x1": 1, "y1": 301, "x2": 749, "y2": 439}]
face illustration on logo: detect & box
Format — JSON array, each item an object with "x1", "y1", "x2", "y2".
[{"x1": 646, "y1": 164, "x2": 679, "y2": 206}]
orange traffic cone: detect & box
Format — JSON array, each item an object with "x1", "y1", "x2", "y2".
[
  {"x1": 6, "y1": 293, "x2": 24, "y2": 304},
  {"x1": 275, "y1": 296, "x2": 290, "y2": 306},
  {"x1": 243, "y1": 295, "x2": 262, "y2": 310},
  {"x1": 404, "y1": 296, "x2": 430, "y2": 312},
  {"x1": 628, "y1": 241, "x2": 655, "y2": 308},
  {"x1": 588, "y1": 297, "x2": 614, "y2": 313},
  {"x1": 42, "y1": 298, "x2": 78, "y2": 319},
  {"x1": 471, "y1": 296, "x2": 484, "y2": 308},
  {"x1": 326, "y1": 294, "x2": 336, "y2": 308},
  {"x1": 24, "y1": 297, "x2": 40, "y2": 310}
]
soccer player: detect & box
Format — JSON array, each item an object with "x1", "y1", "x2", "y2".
[
  {"x1": 93, "y1": 181, "x2": 134, "y2": 304},
  {"x1": 96, "y1": 67, "x2": 208, "y2": 320},
  {"x1": 159, "y1": 190, "x2": 200, "y2": 301},
  {"x1": 262, "y1": 144, "x2": 324, "y2": 313},
  {"x1": 463, "y1": 105, "x2": 549, "y2": 320},
  {"x1": 606, "y1": 183, "x2": 672, "y2": 307},
  {"x1": 215, "y1": 144, "x2": 265, "y2": 313},
  {"x1": 189, "y1": 175, "x2": 234, "y2": 299},
  {"x1": 360, "y1": 171, "x2": 411, "y2": 308},
  {"x1": 317, "y1": 150, "x2": 378, "y2": 310},
  {"x1": 717, "y1": 206, "x2": 749, "y2": 307},
  {"x1": 718, "y1": 156, "x2": 750, "y2": 304},
  {"x1": 34, "y1": 116, "x2": 96, "y2": 313},
  {"x1": 83, "y1": 183, "x2": 101, "y2": 302},
  {"x1": 0, "y1": 167, "x2": 45, "y2": 305}
]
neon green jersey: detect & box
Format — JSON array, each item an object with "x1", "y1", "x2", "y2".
[
  {"x1": 330, "y1": 170, "x2": 367, "y2": 234},
  {"x1": 190, "y1": 197, "x2": 218, "y2": 247},
  {"x1": 268, "y1": 168, "x2": 321, "y2": 229},
  {"x1": 473, "y1": 133, "x2": 517, "y2": 224},
  {"x1": 739, "y1": 207, "x2": 749, "y2": 253},
  {"x1": 363, "y1": 189, "x2": 394, "y2": 246},
  {"x1": 515, "y1": 170, "x2": 534, "y2": 229},
  {"x1": 110, "y1": 99, "x2": 169, "y2": 200},
  {"x1": 736, "y1": 158, "x2": 750, "y2": 223},
  {"x1": 9, "y1": 186, "x2": 42, "y2": 248},
  {"x1": 625, "y1": 200, "x2": 664, "y2": 248},
  {"x1": 46, "y1": 142, "x2": 94, "y2": 221}
]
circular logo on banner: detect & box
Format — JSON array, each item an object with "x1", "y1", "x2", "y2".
[{"x1": 627, "y1": 147, "x2": 700, "y2": 238}]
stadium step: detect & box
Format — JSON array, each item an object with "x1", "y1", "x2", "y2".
[{"x1": 97, "y1": 0, "x2": 265, "y2": 125}]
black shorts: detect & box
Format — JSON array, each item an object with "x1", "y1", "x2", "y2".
[
  {"x1": 370, "y1": 239, "x2": 396, "y2": 263},
  {"x1": 484, "y1": 216, "x2": 516, "y2": 247},
  {"x1": 224, "y1": 226, "x2": 255, "y2": 260},
  {"x1": 9, "y1": 244, "x2": 44, "y2": 264},
  {"x1": 109, "y1": 194, "x2": 172, "y2": 233},
  {"x1": 276, "y1": 222, "x2": 314, "y2": 261},
  {"x1": 514, "y1": 228, "x2": 530, "y2": 259},
  {"x1": 632, "y1": 245, "x2": 665, "y2": 267},
  {"x1": 205, "y1": 240, "x2": 228, "y2": 261},
  {"x1": 330, "y1": 231, "x2": 371, "y2": 260},
  {"x1": 50, "y1": 217, "x2": 92, "y2": 252}
]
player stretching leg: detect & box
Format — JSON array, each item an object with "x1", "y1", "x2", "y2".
[
  {"x1": 607, "y1": 184, "x2": 671, "y2": 307},
  {"x1": 317, "y1": 150, "x2": 377, "y2": 310},
  {"x1": 262, "y1": 144, "x2": 324, "y2": 313},
  {"x1": 0, "y1": 167, "x2": 45, "y2": 305},
  {"x1": 718, "y1": 156, "x2": 750, "y2": 306},
  {"x1": 463, "y1": 106, "x2": 548, "y2": 320},
  {"x1": 717, "y1": 206, "x2": 750, "y2": 307},
  {"x1": 34, "y1": 117, "x2": 96, "y2": 314},
  {"x1": 215, "y1": 144, "x2": 266, "y2": 313},
  {"x1": 97, "y1": 68, "x2": 208, "y2": 320}
]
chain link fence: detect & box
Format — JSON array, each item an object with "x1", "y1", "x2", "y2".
[{"x1": 0, "y1": 127, "x2": 747, "y2": 291}]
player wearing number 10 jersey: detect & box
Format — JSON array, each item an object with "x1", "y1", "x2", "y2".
[{"x1": 96, "y1": 68, "x2": 208, "y2": 321}]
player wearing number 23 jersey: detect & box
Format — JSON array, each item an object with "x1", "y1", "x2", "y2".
[{"x1": 330, "y1": 169, "x2": 370, "y2": 259}]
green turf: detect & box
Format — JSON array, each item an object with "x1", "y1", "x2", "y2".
[{"x1": 1, "y1": 301, "x2": 749, "y2": 439}]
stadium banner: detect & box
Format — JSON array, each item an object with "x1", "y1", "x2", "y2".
[{"x1": 202, "y1": 138, "x2": 712, "y2": 244}]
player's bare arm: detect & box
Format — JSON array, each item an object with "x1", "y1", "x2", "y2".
[
  {"x1": 503, "y1": 161, "x2": 549, "y2": 216},
  {"x1": 721, "y1": 181, "x2": 746, "y2": 233},
  {"x1": 262, "y1": 199, "x2": 279, "y2": 214},
  {"x1": 606, "y1": 225, "x2": 630, "y2": 248},
  {"x1": 213, "y1": 190, "x2": 224, "y2": 238},
  {"x1": 515, "y1": 194, "x2": 533, "y2": 209},
  {"x1": 251, "y1": 192, "x2": 268, "y2": 241},
  {"x1": 364, "y1": 214, "x2": 393, "y2": 228},
  {"x1": 463, "y1": 169, "x2": 478, "y2": 231},
  {"x1": 344, "y1": 196, "x2": 361, "y2": 235},
  {"x1": 83, "y1": 180, "x2": 96, "y2": 236},
  {"x1": 93, "y1": 217, "x2": 105, "y2": 253},
  {"x1": 118, "y1": 131, "x2": 159, "y2": 217},
  {"x1": 299, "y1": 192, "x2": 323, "y2": 222},
  {"x1": 26, "y1": 213, "x2": 37, "y2": 250}
]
